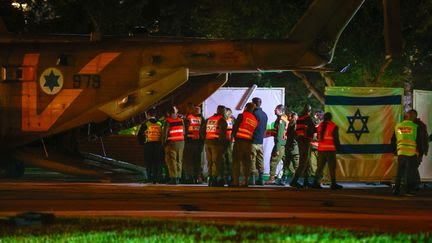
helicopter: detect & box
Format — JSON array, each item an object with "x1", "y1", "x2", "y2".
[{"x1": 1, "y1": 0, "x2": 399, "y2": 178}]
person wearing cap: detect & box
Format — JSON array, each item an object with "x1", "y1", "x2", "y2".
[
  {"x1": 268, "y1": 104, "x2": 288, "y2": 185},
  {"x1": 251, "y1": 97, "x2": 268, "y2": 185}
]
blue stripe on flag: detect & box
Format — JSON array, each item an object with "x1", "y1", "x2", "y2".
[
  {"x1": 325, "y1": 95, "x2": 401, "y2": 105},
  {"x1": 338, "y1": 144, "x2": 394, "y2": 154}
]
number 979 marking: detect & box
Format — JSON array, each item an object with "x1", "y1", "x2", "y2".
[{"x1": 73, "y1": 74, "x2": 101, "y2": 88}]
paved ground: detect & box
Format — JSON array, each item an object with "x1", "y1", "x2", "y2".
[{"x1": 0, "y1": 181, "x2": 431, "y2": 233}]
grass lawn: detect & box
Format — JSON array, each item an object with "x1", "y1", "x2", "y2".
[{"x1": 0, "y1": 217, "x2": 430, "y2": 242}]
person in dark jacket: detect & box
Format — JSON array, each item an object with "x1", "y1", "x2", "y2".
[
  {"x1": 410, "y1": 109, "x2": 429, "y2": 189},
  {"x1": 251, "y1": 97, "x2": 268, "y2": 185},
  {"x1": 137, "y1": 108, "x2": 163, "y2": 183}
]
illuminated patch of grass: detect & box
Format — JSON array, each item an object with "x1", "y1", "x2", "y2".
[{"x1": 0, "y1": 218, "x2": 429, "y2": 242}]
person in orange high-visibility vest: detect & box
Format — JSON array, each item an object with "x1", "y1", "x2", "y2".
[
  {"x1": 231, "y1": 103, "x2": 258, "y2": 187},
  {"x1": 205, "y1": 105, "x2": 228, "y2": 187},
  {"x1": 137, "y1": 108, "x2": 163, "y2": 184},
  {"x1": 221, "y1": 107, "x2": 235, "y2": 185},
  {"x1": 183, "y1": 103, "x2": 205, "y2": 184},
  {"x1": 311, "y1": 112, "x2": 343, "y2": 189},
  {"x1": 161, "y1": 105, "x2": 185, "y2": 185},
  {"x1": 290, "y1": 104, "x2": 317, "y2": 188}
]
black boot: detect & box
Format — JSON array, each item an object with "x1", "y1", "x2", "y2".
[
  {"x1": 215, "y1": 177, "x2": 225, "y2": 187},
  {"x1": 311, "y1": 180, "x2": 322, "y2": 189},
  {"x1": 256, "y1": 173, "x2": 264, "y2": 185},
  {"x1": 168, "y1": 178, "x2": 176, "y2": 185},
  {"x1": 303, "y1": 177, "x2": 311, "y2": 188},
  {"x1": 249, "y1": 173, "x2": 256, "y2": 185},
  {"x1": 330, "y1": 180, "x2": 343, "y2": 190},
  {"x1": 208, "y1": 177, "x2": 214, "y2": 187},
  {"x1": 277, "y1": 176, "x2": 286, "y2": 186},
  {"x1": 289, "y1": 176, "x2": 302, "y2": 188}
]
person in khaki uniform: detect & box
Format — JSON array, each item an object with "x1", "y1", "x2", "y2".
[
  {"x1": 280, "y1": 112, "x2": 299, "y2": 185},
  {"x1": 268, "y1": 105, "x2": 288, "y2": 185},
  {"x1": 221, "y1": 107, "x2": 235, "y2": 185},
  {"x1": 205, "y1": 105, "x2": 227, "y2": 187},
  {"x1": 161, "y1": 105, "x2": 185, "y2": 185},
  {"x1": 231, "y1": 103, "x2": 258, "y2": 187},
  {"x1": 183, "y1": 103, "x2": 205, "y2": 184}
]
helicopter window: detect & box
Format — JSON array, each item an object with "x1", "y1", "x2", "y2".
[
  {"x1": 1, "y1": 66, "x2": 29, "y2": 82},
  {"x1": 57, "y1": 55, "x2": 70, "y2": 66},
  {"x1": 151, "y1": 55, "x2": 162, "y2": 64},
  {"x1": 0, "y1": 66, "x2": 35, "y2": 82}
]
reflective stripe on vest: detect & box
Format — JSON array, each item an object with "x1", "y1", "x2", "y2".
[
  {"x1": 145, "y1": 120, "x2": 162, "y2": 142},
  {"x1": 206, "y1": 115, "x2": 223, "y2": 140},
  {"x1": 395, "y1": 120, "x2": 418, "y2": 156},
  {"x1": 317, "y1": 121, "x2": 337, "y2": 151},
  {"x1": 236, "y1": 112, "x2": 258, "y2": 140},
  {"x1": 226, "y1": 117, "x2": 234, "y2": 141},
  {"x1": 166, "y1": 117, "x2": 184, "y2": 141},
  {"x1": 295, "y1": 114, "x2": 309, "y2": 137},
  {"x1": 187, "y1": 114, "x2": 202, "y2": 140}
]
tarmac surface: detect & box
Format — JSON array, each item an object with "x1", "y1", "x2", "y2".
[{"x1": 0, "y1": 181, "x2": 431, "y2": 233}]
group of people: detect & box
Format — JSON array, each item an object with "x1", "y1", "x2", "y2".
[
  {"x1": 137, "y1": 97, "x2": 345, "y2": 189},
  {"x1": 137, "y1": 97, "x2": 430, "y2": 194}
]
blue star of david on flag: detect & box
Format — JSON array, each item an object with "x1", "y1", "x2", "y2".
[{"x1": 346, "y1": 108, "x2": 369, "y2": 140}]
